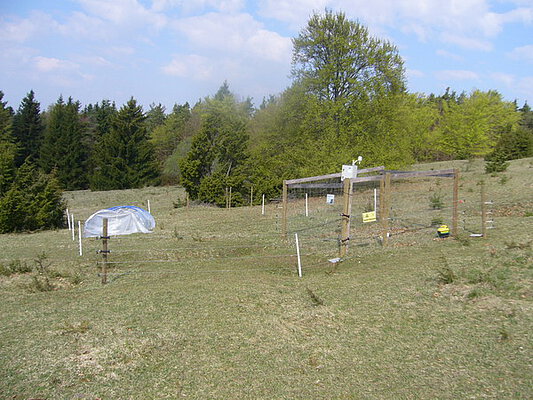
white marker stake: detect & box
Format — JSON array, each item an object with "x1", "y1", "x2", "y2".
[
  {"x1": 261, "y1": 194, "x2": 265, "y2": 216},
  {"x1": 66, "y1": 209, "x2": 71, "y2": 231},
  {"x1": 295, "y1": 233, "x2": 302, "y2": 278},
  {"x1": 71, "y1": 214, "x2": 75, "y2": 241},
  {"x1": 78, "y1": 221, "x2": 83, "y2": 256},
  {"x1": 374, "y1": 188, "x2": 377, "y2": 212},
  {"x1": 305, "y1": 193, "x2": 309, "y2": 217},
  {"x1": 147, "y1": 199, "x2": 151, "y2": 213}
]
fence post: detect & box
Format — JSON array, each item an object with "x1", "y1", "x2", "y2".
[
  {"x1": 452, "y1": 169, "x2": 459, "y2": 237},
  {"x1": 282, "y1": 181, "x2": 288, "y2": 239},
  {"x1": 101, "y1": 218, "x2": 108, "y2": 285},
  {"x1": 262, "y1": 194, "x2": 265, "y2": 216},
  {"x1": 295, "y1": 233, "x2": 302, "y2": 278},
  {"x1": 340, "y1": 177, "x2": 353, "y2": 258},
  {"x1": 381, "y1": 173, "x2": 391, "y2": 246},
  {"x1": 71, "y1": 214, "x2": 75, "y2": 241},
  {"x1": 481, "y1": 180, "x2": 486, "y2": 238},
  {"x1": 250, "y1": 186, "x2": 253, "y2": 207},
  {"x1": 78, "y1": 221, "x2": 83, "y2": 256}
]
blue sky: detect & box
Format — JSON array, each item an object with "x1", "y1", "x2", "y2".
[{"x1": 1, "y1": 0, "x2": 532, "y2": 111}]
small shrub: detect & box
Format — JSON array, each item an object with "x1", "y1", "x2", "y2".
[
  {"x1": 429, "y1": 192, "x2": 444, "y2": 210},
  {"x1": 28, "y1": 275, "x2": 54, "y2": 292},
  {"x1": 172, "y1": 197, "x2": 187, "y2": 208},
  {"x1": 306, "y1": 287, "x2": 325, "y2": 306},
  {"x1": 485, "y1": 152, "x2": 509, "y2": 174},
  {"x1": 0, "y1": 260, "x2": 32, "y2": 276},
  {"x1": 437, "y1": 267, "x2": 456, "y2": 285},
  {"x1": 499, "y1": 175, "x2": 510, "y2": 185}
]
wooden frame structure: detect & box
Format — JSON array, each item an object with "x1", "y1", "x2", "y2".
[
  {"x1": 282, "y1": 167, "x2": 460, "y2": 258},
  {"x1": 282, "y1": 166, "x2": 385, "y2": 239}
]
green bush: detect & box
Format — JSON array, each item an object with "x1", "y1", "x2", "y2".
[
  {"x1": 485, "y1": 151, "x2": 509, "y2": 174},
  {"x1": 0, "y1": 160, "x2": 65, "y2": 233},
  {"x1": 429, "y1": 192, "x2": 444, "y2": 209}
]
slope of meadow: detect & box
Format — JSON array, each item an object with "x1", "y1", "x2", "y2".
[{"x1": 0, "y1": 158, "x2": 531, "y2": 399}]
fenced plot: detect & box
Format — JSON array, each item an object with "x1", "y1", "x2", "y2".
[{"x1": 1, "y1": 159, "x2": 532, "y2": 399}]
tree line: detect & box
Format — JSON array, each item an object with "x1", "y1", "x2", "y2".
[{"x1": 0, "y1": 10, "x2": 532, "y2": 232}]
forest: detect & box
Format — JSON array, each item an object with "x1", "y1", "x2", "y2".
[{"x1": 0, "y1": 10, "x2": 532, "y2": 233}]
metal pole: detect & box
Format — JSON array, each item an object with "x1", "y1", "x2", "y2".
[
  {"x1": 101, "y1": 218, "x2": 108, "y2": 285},
  {"x1": 452, "y1": 169, "x2": 459, "y2": 237}
]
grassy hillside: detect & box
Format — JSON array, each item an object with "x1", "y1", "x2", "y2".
[{"x1": 0, "y1": 158, "x2": 531, "y2": 399}]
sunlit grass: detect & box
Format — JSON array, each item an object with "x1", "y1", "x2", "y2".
[{"x1": 0, "y1": 158, "x2": 531, "y2": 399}]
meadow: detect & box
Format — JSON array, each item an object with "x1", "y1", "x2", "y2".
[{"x1": 0, "y1": 158, "x2": 531, "y2": 399}]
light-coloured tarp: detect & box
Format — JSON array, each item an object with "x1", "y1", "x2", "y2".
[{"x1": 83, "y1": 206, "x2": 155, "y2": 237}]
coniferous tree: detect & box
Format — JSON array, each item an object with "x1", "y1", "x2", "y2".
[
  {"x1": 12, "y1": 90, "x2": 44, "y2": 166},
  {"x1": 180, "y1": 84, "x2": 249, "y2": 205},
  {"x1": 0, "y1": 159, "x2": 65, "y2": 233},
  {"x1": 145, "y1": 103, "x2": 167, "y2": 133},
  {"x1": 40, "y1": 97, "x2": 89, "y2": 190},
  {"x1": 0, "y1": 91, "x2": 16, "y2": 196},
  {"x1": 90, "y1": 98, "x2": 159, "y2": 190}
]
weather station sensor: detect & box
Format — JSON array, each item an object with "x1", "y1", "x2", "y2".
[{"x1": 341, "y1": 156, "x2": 363, "y2": 181}]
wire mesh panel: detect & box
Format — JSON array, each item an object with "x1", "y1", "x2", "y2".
[{"x1": 286, "y1": 178, "x2": 344, "y2": 261}]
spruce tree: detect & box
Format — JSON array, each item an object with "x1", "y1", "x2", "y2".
[
  {"x1": 90, "y1": 98, "x2": 159, "y2": 190},
  {"x1": 180, "y1": 84, "x2": 249, "y2": 203},
  {"x1": 12, "y1": 90, "x2": 44, "y2": 166},
  {"x1": 0, "y1": 159, "x2": 65, "y2": 233},
  {"x1": 0, "y1": 91, "x2": 16, "y2": 196},
  {"x1": 40, "y1": 97, "x2": 89, "y2": 190}
]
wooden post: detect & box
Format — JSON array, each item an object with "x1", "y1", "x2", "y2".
[
  {"x1": 262, "y1": 194, "x2": 265, "y2": 216},
  {"x1": 381, "y1": 173, "x2": 391, "y2": 246},
  {"x1": 250, "y1": 186, "x2": 253, "y2": 207},
  {"x1": 481, "y1": 180, "x2": 486, "y2": 238},
  {"x1": 282, "y1": 181, "x2": 288, "y2": 239},
  {"x1": 452, "y1": 169, "x2": 459, "y2": 237},
  {"x1": 379, "y1": 176, "x2": 385, "y2": 222},
  {"x1": 225, "y1": 187, "x2": 228, "y2": 208},
  {"x1": 101, "y1": 218, "x2": 108, "y2": 285},
  {"x1": 228, "y1": 187, "x2": 232, "y2": 209},
  {"x1": 340, "y1": 177, "x2": 353, "y2": 258},
  {"x1": 186, "y1": 192, "x2": 190, "y2": 209}
]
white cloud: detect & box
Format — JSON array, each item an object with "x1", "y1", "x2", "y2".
[
  {"x1": 173, "y1": 12, "x2": 292, "y2": 62},
  {"x1": 440, "y1": 33, "x2": 493, "y2": 51},
  {"x1": 436, "y1": 49, "x2": 464, "y2": 62},
  {"x1": 435, "y1": 69, "x2": 480, "y2": 81},
  {"x1": 509, "y1": 44, "x2": 533, "y2": 63},
  {"x1": 77, "y1": 0, "x2": 167, "y2": 29},
  {"x1": 152, "y1": 0, "x2": 245, "y2": 13},
  {"x1": 0, "y1": 12, "x2": 59, "y2": 43},
  {"x1": 517, "y1": 76, "x2": 533, "y2": 98},
  {"x1": 162, "y1": 54, "x2": 213, "y2": 80},
  {"x1": 406, "y1": 68, "x2": 424, "y2": 78},
  {"x1": 33, "y1": 56, "x2": 80, "y2": 73},
  {"x1": 490, "y1": 72, "x2": 516, "y2": 87}
]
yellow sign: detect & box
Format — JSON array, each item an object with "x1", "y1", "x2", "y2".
[{"x1": 362, "y1": 211, "x2": 376, "y2": 223}]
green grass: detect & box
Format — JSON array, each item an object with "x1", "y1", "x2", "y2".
[{"x1": 0, "y1": 158, "x2": 532, "y2": 399}]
